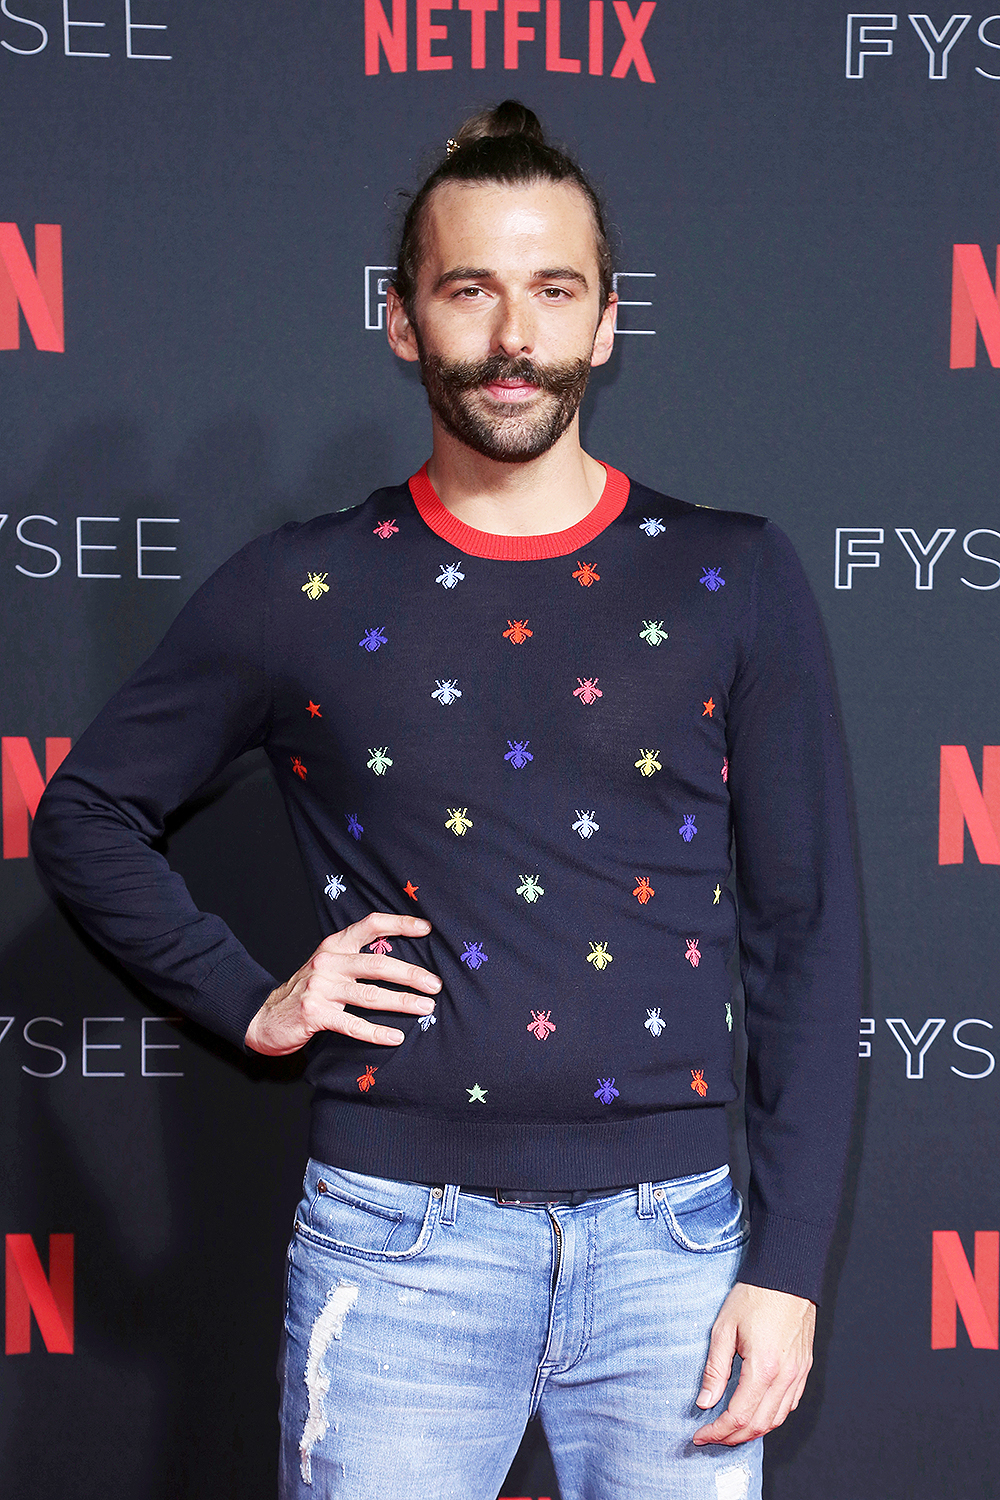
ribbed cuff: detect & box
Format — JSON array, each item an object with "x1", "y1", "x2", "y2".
[
  {"x1": 190, "y1": 949, "x2": 278, "y2": 1053},
  {"x1": 737, "y1": 1207, "x2": 834, "y2": 1304}
]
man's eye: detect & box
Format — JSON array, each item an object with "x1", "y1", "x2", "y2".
[
  {"x1": 455, "y1": 286, "x2": 485, "y2": 298},
  {"x1": 541, "y1": 286, "x2": 570, "y2": 299}
]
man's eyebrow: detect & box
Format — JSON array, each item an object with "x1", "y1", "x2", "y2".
[
  {"x1": 433, "y1": 266, "x2": 590, "y2": 291},
  {"x1": 534, "y1": 267, "x2": 589, "y2": 288}
]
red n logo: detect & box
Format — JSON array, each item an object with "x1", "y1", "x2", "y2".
[
  {"x1": 5, "y1": 1234, "x2": 74, "y2": 1354},
  {"x1": 1, "y1": 737, "x2": 72, "y2": 860},
  {"x1": 0, "y1": 224, "x2": 64, "y2": 352},
  {"x1": 950, "y1": 244, "x2": 1000, "y2": 369},
  {"x1": 938, "y1": 746, "x2": 1000, "y2": 865},
  {"x1": 931, "y1": 1231, "x2": 999, "y2": 1349}
]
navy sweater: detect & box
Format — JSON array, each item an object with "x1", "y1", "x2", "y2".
[{"x1": 32, "y1": 467, "x2": 861, "y2": 1302}]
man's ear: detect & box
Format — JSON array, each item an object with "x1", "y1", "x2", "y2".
[
  {"x1": 386, "y1": 287, "x2": 421, "y2": 363},
  {"x1": 590, "y1": 293, "x2": 618, "y2": 369}
]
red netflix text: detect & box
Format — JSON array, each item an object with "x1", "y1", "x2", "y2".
[
  {"x1": 2, "y1": 737, "x2": 71, "y2": 860},
  {"x1": 939, "y1": 746, "x2": 1000, "y2": 865},
  {"x1": 0, "y1": 224, "x2": 63, "y2": 352},
  {"x1": 951, "y1": 244, "x2": 1000, "y2": 368},
  {"x1": 5, "y1": 1234, "x2": 74, "y2": 1354},
  {"x1": 931, "y1": 1231, "x2": 999, "y2": 1349}
]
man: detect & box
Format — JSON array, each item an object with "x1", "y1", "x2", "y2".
[{"x1": 33, "y1": 101, "x2": 861, "y2": 1499}]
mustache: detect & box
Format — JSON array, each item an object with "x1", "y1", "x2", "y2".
[{"x1": 422, "y1": 352, "x2": 592, "y2": 397}]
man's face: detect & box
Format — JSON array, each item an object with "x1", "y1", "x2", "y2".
[{"x1": 389, "y1": 179, "x2": 616, "y2": 464}]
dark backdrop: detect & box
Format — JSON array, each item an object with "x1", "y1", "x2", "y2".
[{"x1": 2, "y1": 4, "x2": 997, "y2": 1496}]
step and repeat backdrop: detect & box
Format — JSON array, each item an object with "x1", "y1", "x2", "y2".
[{"x1": 1, "y1": 3, "x2": 997, "y2": 1497}]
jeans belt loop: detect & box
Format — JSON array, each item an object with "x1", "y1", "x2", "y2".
[
  {"x1": 637, "y1": 1181, "x2": 655, "y2": 1220},
  {"x1": 440, "y1": 1184, "x2": 460, "y2": 1226}
]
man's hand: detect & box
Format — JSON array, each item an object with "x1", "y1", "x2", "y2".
[
  {"x1": 692, "y1": 1282, "x2": 815, "y2": 1446},
  {"x1": 245, "y1": 913, "x2": 440, "y2": 1055}
]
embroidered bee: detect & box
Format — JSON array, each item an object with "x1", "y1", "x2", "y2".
[
  {"x1": 301, "y1": 572, "x2": 330, "y2": 600},
  {"x1": 679, "y1": 815, "x2": 698, "y2": 842},
  {"x1": 725, "y1": 1002, "x2": 733, "y2": 1031},
  {"x1": 527, "y1": 1009, "x2": 556, "y2": 1040},
  {"x1": 504, "y1": 739, "x2": 533, "y2": 768},
  {"x1": 700, "y1": 566, "x2": 725, "y2": 592},
  {"x1": 367, "y1": 747, "x2": 393, "y2": 775},
  {"x1": 639, "y1": 518, "x2": 665, "y2": 537},
  {"x1": 324, "y1": 873, "x2": 346, "y2": 900},
  {"x1": 639, "y1": 620, "x2": 668, "y2": 645},
  {"x1": 633, "y1": 877, "x2": 655, "y2": 905},
  {"x1": 369, "y1": 936, "x2": 392, "y2": 955},
  {"x1": 517, "y1": 874, "x2": 544, "y2": 903},
  {"x1": 685, "y1": 938, "x2": 701, "y2": 968},
  {"x1": 645, "y1": 1007, "x2": 665, "y2": 1037},
  {"x1": 436, "y1": 561, "x2": 465, "y2": 588},
  {"x1": 635, "y1": 749, "x2": 662, "y2": 777},
  {"x1": 357, "y1": 1064, "x2": 377, "y2": 1092},
  {"x1": 503, "y1": 619, "x2": 532, "y2": 644},
  {"x1": 690, "y1": 1068, "x2": 708, "y2": 1097},
  {"x1": 594, "y1": 1077, "x2": 619, "y2": 1104},
  {"x1": 291, "y1": 756, "x2": 307, "y2": 780},
  {"x1": 572, "y1": 560, "x2": 600, "y2": 587},
  {"x1": 417, "y1": 1013, "x2": 437, "y2": 1031},
  {"x1": 587, "y1": 941, "x2": 613, "y2": 971},
  {"x1": 572, "y1": 810, "x2": 600, "y2": 839},
  {"x1": 446, "y1": 807, "x2": 473, "y2": 836},
  {"x1": 461, "y1": 941, "x2": 488, "y2": 969},
  {"x1": 721, "y1": 757, "x2": 729, "y2": 783},
  {"x1": 373, "y1": 519, "x2": 399, "y2": 539},
  {"x1": 359, "y1": 626, "x2": 387, "y2": 652},
  {"x1": 432, "y1": 679, "x2": 462, "y2": 705},
  {"x1": 574, "y1": 677, "x2": 603, "y2": 704},
  {"x1": 345, "y1": 813, "x2": 363, "y2": 840}
]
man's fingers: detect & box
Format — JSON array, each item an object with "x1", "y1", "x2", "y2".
[
  {"x1": 693, "y1": 1357, "x2": 804, "y2": 1446},
  {"x1": 696, "y1": 1319, "x2": 737, "y2": 1410},
  {"x1": 321, "y1": 947, "x2": 442, "y2": 993},
  {"x1": 341, "y1": 982, "x2": 437, "y2": 1013},
  {"x1": 321, "y1": 912, "x2": 433, "y2": 952}
]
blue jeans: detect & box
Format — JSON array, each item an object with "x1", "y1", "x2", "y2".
[{"x1": 278, "y1": 1160, "x2": 762, "y2": 1500}]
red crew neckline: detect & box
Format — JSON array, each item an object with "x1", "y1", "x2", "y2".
[{"x1": 408, "y1": 462, "x2": 630, "y2": 561}]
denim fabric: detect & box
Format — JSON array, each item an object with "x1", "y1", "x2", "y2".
[{"x1": 278, "y1": 1159, "x2": 762, "y2": 1500}]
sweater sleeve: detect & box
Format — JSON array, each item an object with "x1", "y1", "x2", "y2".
[
  {"x1": 31, "y1": 533, "x2": 279, "y2": 1052},
  {"x1": 725, "y1": 521, "x2": 862, "y2": 1304}
]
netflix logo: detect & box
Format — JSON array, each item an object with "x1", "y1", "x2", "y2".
[
  {"x1": 5, "y1": 1234, "x2": 74, "y2": 1355},
  {"x1": 364, "y1": 0, "x2": 657, "y2": 82},
  {"x1": 932, "y1": 1231, "x2": 998, "y2": 1349},
  {"x1": 0, "y1": 223, "x2": 63, "y2": 352}
]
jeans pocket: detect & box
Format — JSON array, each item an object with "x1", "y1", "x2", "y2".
[
  {"x1": 655, "y1": 1169, "x2": 748, "y2": 1254},
  {"x1": 294, "y1": 1164, "x2": 437, "y2": 1262}
]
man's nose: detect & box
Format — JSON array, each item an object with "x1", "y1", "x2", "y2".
[{"x1": 490, "y1": 298, "x2": 534, "y2": 357}]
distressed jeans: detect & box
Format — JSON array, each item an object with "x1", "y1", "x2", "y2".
[{"x1": 278, "y1": 1160, "x2": 762, "y2": 1500}]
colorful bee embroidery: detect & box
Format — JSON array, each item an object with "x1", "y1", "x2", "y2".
[
  {"x1": 446, "y1": 808, "x2": 473, "y2": 836},
  {"x1": 369, "y1": 937, "x2": 392, "y2": 955},
  {"x1": 359, "y1": 626, "x2": 387, "y2": 652},
  {"x1": 691, "y1": 1069, "x2": 708, "y2": 1097},
  {"x1": 726, "y1": 1003, "x2": 733, "y2": 1031},
  {"x1": 635, "y1": 749, "x2": 662, "y2": 777},
  {"x1": 504, "y1": 739, "x2": 533, "y2": 768},
  {"x1": 527, "y1": 1009, "x2": 556, "y2": 1040},
  {"x1": 679, "y1": 815, "x2": 698, "y2": 842},
  {"x1": 324, "y1": 873, "x2": 346, "y2": 900},
  {"x1": 367, "y1": 747, "x2": 393, "y2": 775},
  {"x1": 574, "y1": 677, "x2": 603, "y2": 704},
  {"x1": 517, "y1": 874, "x2": 544, "y2": 903},
  {"x1": 503, "y1": 619, "x2": 532, "y2": 644},
  {"x1": 417, "y1": 1013, "x2": 437, "y2": 1031},
  {"x1": 291, "y1": 757, "x2": 307, "y2": 780},
  {"x1": 461, "y1": 941, "x2": 488, "y2": 969},
  {"x1": 345, "y1": 813, "x2": 363, "y2": 840},
  {"x1": 587, "y1": 941, "x2": 613, "y2": 971},
  {"x1": 594, "y1": 1077, "x2": 619, "y2": 1104},
  {"x1": 633, "y1": 877, "x2": 655, "y2": 905},
  {"x1": 373, "y1": 519, "x2": 399, "y2": 539},
  {"x1": 700, "y1": 567, "x2": 725, "y2": 592},
  {"x1": 685, "y1": 938, "x2": 701, "y2": 968},
  {"x1": 645, "y1": 1008, "x2": 665, "y2": 1037},
  {"x1": 640, "y1": 518, "x2": 665, "y2": 537},
  {"x1": 572, "y1": 560, "x2": 600, "y2": 587},
  {"x1": 721, "y1": 758, "x2": 729, "y2": 783},
  {"x1": 432, "y1": 679, "x2": 462, "y2": 705},
  {"x1": 301, "y1": 572, "x2": 329, "y2": 600},
  {"x1": 572, "y1": 810, "x2": 600, "y2": 838},
  {"x1": 713, "y1": 884, "x2": 722, "y2": 905},
  {"x1": 639, "y1": 620, "x2": 668, "y2": 645},
  {"x1": 357, "y1": 1064, "x2": 377, "y2": 1092},
  {"x1": 436, "y1": 561, "x2": 465, "y2": 588}
]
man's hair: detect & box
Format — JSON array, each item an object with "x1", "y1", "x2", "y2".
[{"x1": 393, "y1": 100, "x2": 614, "y2": 319}]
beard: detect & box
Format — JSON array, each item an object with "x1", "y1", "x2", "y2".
[{"x1": 415, "y1": 346, "x2": 593, "y2": 464}]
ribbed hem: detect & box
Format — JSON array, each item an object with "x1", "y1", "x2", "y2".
[
  {"x1": 408, "y1": 463, "x2": 631, "y2": 560},
  {"x1": 191, "y1": 950, "x2": 277, "y2": 1053},
  {"x1": 308, "y1": 1099, "x2": 730, "y2": 1190},
  {"x1": 738, "y1": 1206, "x2": 834, "y2": 1305}
]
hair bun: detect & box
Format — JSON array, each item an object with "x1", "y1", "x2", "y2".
[{"x1": 453, "y1": 100, "x2": 546, "y2": 151}]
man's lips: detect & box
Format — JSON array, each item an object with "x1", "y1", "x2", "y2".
[{"x1": 481, "y1": 379, "x2": 541, "y2": 403}]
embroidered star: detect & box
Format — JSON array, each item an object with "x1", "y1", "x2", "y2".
[
  {"x1": 307, "y1": 701, "x2": 322, "y2": 718},
  {"x1": 466, "y1": 1083, "x2": 488, "y2": 1104},
  {"x1": 403, "y1": 881, "x2": 419, "y2": 901},
  {"x1": 702, "y1": 698, "x2": 715, "y2": 718},
  {"x1": 713, "y1": 884, "x2": 722, "y2": 905}
]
